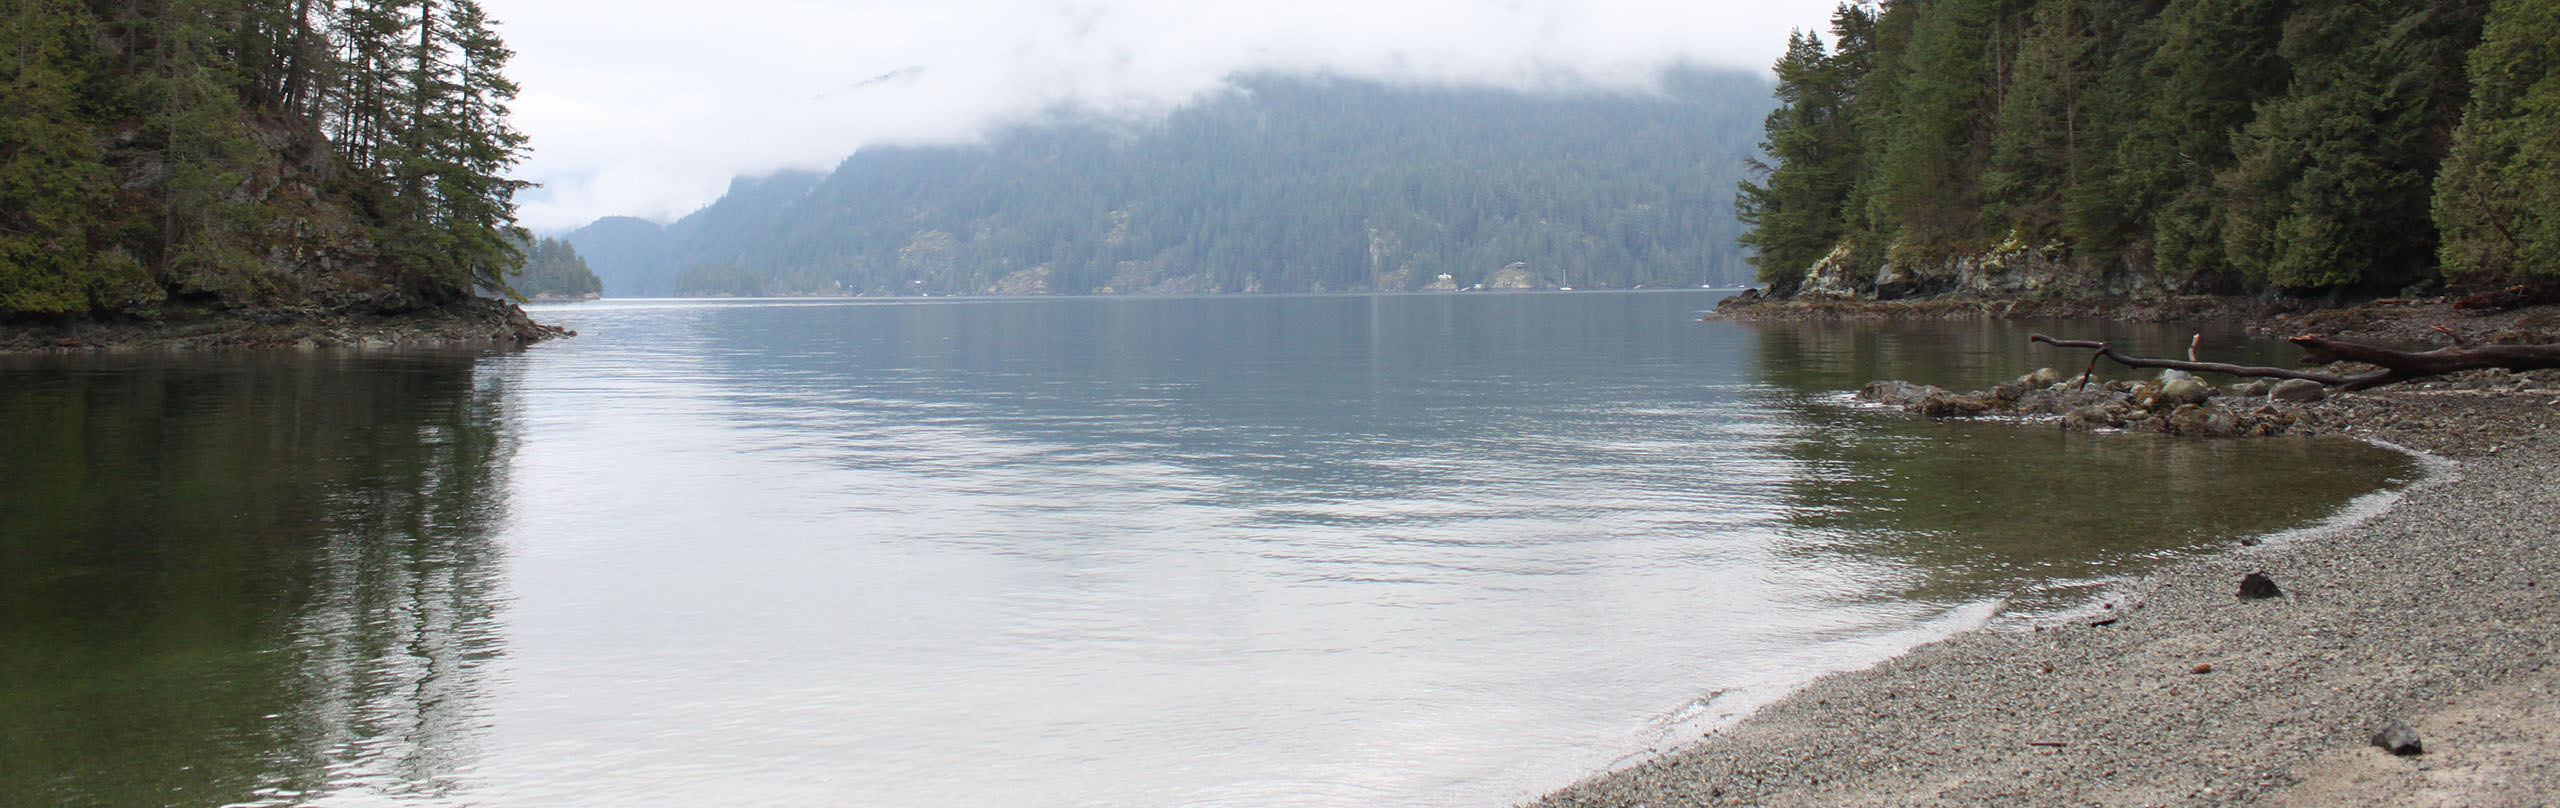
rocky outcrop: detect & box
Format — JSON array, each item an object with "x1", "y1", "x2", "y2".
[
  {"x1": 1855, "y1": 367, "x2": 2353, "y2": 438},
  {"x1": 1788, "y1": 235, "x2": 2195, "y2": 302}
]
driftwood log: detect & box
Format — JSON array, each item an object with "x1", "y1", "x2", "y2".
[{"x1": 2031, "y1": 333, "x2": 2560, "y2": 391}]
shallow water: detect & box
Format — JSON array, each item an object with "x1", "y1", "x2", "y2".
[{"x1": 0, "y1": 291, "x2": 2412, "y2": 806}]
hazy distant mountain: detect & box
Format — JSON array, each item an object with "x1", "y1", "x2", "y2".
[{"x1": 566, "y1": 71, "x2": 1773, "y2": 297}]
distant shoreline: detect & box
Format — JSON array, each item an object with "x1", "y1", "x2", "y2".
[{"x1": 1531, "y1": 365, "x2": 2560, "y2": 805}]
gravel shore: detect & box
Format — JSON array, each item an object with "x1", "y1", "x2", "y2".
[{"x1": 1530, "y1": 384, "x2": 2560, "y2": 807}]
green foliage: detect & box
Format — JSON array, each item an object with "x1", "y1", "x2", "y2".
[
  {"x1": 2434, "y1": 0, "x2": 2560, "y2": 280},
  {"x1": 511, "y1": 237, "x2": 601, "y2": 298},
  {"x1": 1741, "y1": 0, "x2": 2525, "y2": 296},
  {"x1": 0, "y1": 0, "x2": 137, "y2": 313},
  {"x1": 2218, "y1": 0, "x2": 2484, "y2": 289},
  {"x1": 573, "y1": 72, "x2": 1774, "y2": 298},
  {"x1": 1739, "y1": 29, "x2": 1860, "y2": 293},
  {"x1": 0, "y1": 0, "x2": 531, "y2": 318}
]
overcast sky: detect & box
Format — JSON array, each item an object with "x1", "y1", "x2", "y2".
[{"x1": 487, "y1": 0, "x2": 1846, "y2": 231}]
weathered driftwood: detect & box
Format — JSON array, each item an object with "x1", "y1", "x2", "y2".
[{"x1": 2031, "y1": 333, "x2": 2560, "y2": 391}]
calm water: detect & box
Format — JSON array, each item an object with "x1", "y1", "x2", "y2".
[{"x1": 0, "y1": 292, "x2": 2413, "y2": 807}]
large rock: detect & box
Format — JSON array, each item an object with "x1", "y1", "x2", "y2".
[
  {"x1": 1913, "y1": 391, "x2": 1994, "y2": 418},
  {"x1": 2270, "y1": 378, "x2": 2328, "y2": 402},
  {"x1": 2371, "y1": 721, "x2": 2425, "y2": 756},
  {"x1": 2239, "y1": 572, "x2": 2283, "y2": 600},
  {"x1": 2015, "y1": 367, "x2": 2067, "y2": 389},
  {"x1": 2065, "y1": 404, "x2": 2122, "y2": 430},
  {"x1": 2155, "y1": 377, "x2": 2216, "y2": 407}
]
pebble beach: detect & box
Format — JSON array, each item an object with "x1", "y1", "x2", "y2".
[{"x1": 1532, "y1": 372, "x2": 2560, "y2": 807}]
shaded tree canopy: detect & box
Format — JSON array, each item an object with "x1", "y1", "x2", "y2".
[
  {"x1": 1, "y1": 0, "x2": 532, "y2": 318},
  {"x1": 1743, "y1": 0, "x2": 2547, "y2": 298}
]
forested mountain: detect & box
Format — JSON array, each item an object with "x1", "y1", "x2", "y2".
[
  {"x1": 1741, "y1": 0, "x2": 2557, "y2": 300},
  {"x1": 565, "y1": 72, "x2": 1774, "y2": 297},
  {"x1": 1, "y1": 0, "x2": 531, "y2": 319},
  {"x1": 512, "y1": 237, "x2": 601, "y2": 300}
]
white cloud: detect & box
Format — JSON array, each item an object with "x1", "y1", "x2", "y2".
[{"x1": 493, "y1": 0, "x2": 1841, "y2": 230}]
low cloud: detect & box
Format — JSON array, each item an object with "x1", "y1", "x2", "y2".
[{"x1": 498, "y1": 0, "x2": 1836, "y2": 230}]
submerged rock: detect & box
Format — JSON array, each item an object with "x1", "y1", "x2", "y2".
[{"x1": 1858, "y1": 380, "x2": 1947, "y2": 407}]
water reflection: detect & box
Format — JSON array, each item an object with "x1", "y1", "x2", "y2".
[
  {"x1": 0, "y1": 352, "x2": 515, "y2": 806},
  {"x1": 1747, "y1": 318, "x2": 2305, "y2": 393},
  {"x1": 1746, "y1": 321, "x2": 2417, "y2": 609}
]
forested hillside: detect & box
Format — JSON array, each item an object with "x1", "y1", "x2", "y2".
[
  {"x1": 513, "y1": 237, "x2": 601, "y2": 300},
  {"x1": 1741, "y1": 0, "x2": 2557, "y2": 300},
  {"x1": 566, "y1": 72, "x2": 1773, "y2": 297},
  {"x1": 0, "y1": 0, "x2": 531, "y2": 319}
]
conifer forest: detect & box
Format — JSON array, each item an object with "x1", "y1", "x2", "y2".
[
  {"x1": 0, "y1": 0, "x2": 541, "y2": 317},
  {"x1": 1738, "y1": 0, "x2": 2558, "y2": 298}
]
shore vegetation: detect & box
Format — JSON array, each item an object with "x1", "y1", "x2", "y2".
[
  {"x1": 1, "y1": 0, "x2": 535, "y2": 322},
  {"x1": 1740, "y1": 0, "x2": 2558, "y2": 300}
]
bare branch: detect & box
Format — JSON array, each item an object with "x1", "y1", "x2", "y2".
[
  {"x1": 2030, "y1": 334, "x2": 2362, "y2": 385},
  {"x1": 2031, "y1": 332, "x2": 2560, "y2": 391}
]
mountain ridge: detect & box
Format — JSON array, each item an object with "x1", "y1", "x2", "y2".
[{"x1": 566, "y1": 71, "x2": 1775, "y2": 297}]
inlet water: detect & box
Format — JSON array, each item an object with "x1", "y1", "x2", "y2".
[{"x1": 0, "y1": 291, "x2": 2412, "y2": 806}]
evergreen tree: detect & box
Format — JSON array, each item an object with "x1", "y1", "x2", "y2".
[
  {"x1": 1739, "y1": 30, "x2": 1855, "y2": 293},
  {"x1": 2433, "y1": 0, "x2": 2560, "y2": 280},
  {"x1": 0, "y1": 0, "x2": 533, "y2": 319},
  {"x1": 512, "y1": 237, "x2": 602, "y2": 298},
  {"x1": 0, "y1": 0, "x2": 146, "y2": 313},
  {"x1": 2217, "y1": 0, "x2": 2486, "y2": 289}
]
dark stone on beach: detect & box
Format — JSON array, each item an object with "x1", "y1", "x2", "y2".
[
  {"x1": 2239, "y1": 571, "x2": 2283, "y2": 600},
  {"x1": 2371, "y1": 720, "x2": 2425, "y2": 756},
  {"x1": 2271, "y1": 379, "x2": 2328, "y2": 402}
]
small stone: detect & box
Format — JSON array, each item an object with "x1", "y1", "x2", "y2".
[
  {"x1": 2239, "y1": 571, "x2": 2283, "y2": 600},
  {"x1": 2371, "y1": 721, "x2": 2424, "y2": 756},
  {"x1": 2191, "y1": 663, "x2": 2214, "y2": 674}
]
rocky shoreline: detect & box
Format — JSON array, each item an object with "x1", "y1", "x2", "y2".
[
  {"x1": 0, "y1": 297, "x2": 569, "y2": 355},
  {"x1": 1712, "y1": 292, "x2": 2560, "y2": 345},
  {"x1": 1530, "y1": 298, "x2": 2560, "y2": 807}
]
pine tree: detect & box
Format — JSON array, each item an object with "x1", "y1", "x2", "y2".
[
  {"x1": 2218, "y1": 0, "x2": 2486, "y2": 290},
  {"x1": 0, "y1": 0, "x2": 149, "y2": 313},
  {"x1": 1738, "y1": 30, "x2": 1854, "y2": 293},
  {"x1": 2433, "y1": 0, "x2": 2560, "y2": 281}
]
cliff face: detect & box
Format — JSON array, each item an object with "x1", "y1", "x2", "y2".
[{"x1": 1790, "y1": 240, "x2": 2186, "y2": 301}]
